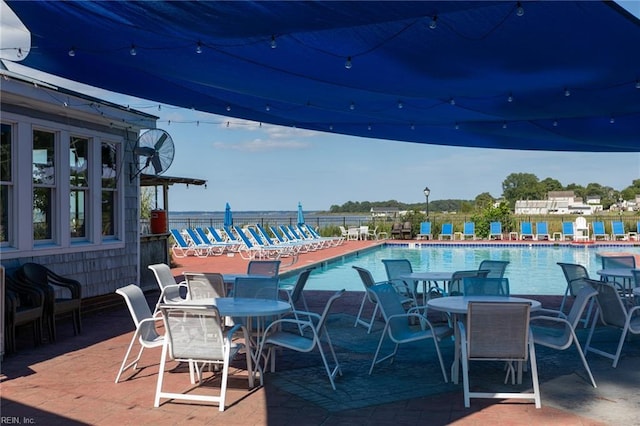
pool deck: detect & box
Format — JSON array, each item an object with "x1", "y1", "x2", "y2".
[{"x1": 2, "y1": 238, "x2": 639, "y2": 425}]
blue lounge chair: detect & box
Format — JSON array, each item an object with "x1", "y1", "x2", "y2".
[
  {"x1": 461, "y1": 222, "x2": 475, "y2": 240},
  {"x1": 169, "y1": 228, "x2": 209, "y2": 257},
  {"x1": 207, "y1": 226, "x2": 241, "y2": 252},
  {"x1": 520, "y1": 222, "x2": 534, "y2": 240},
  {"x1": 535, "y1": 222, "x2": 550, "y2": 241},
  {"x1": 611, "y1": 221, "x2": 628, "y2": 240},
  {"x1": 561, "y1": 222, "x2": 575, "y2": 241},
  {"x1": 417, "y1": 222, "x2": 432, "y2": 240},
  {"x1": 231, "y1": 226, "x2": 274, "y2": 260},
  {"x1": 439, "y1": 223, "x2": 453, "y2": 240},
  {"x1": 591, "y1": 221, "x2": 609, "y2": 241},
  {"x1": 488, "y1": 222, "x2": 503, "y2": 240}
]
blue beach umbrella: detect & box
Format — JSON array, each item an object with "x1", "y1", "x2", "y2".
[
  {"x1": 297, "y1": 202, "x2": 305, "y2": 226},
  {"x1": 224, "y1": 202, "x2": 233, "y2": 226}
]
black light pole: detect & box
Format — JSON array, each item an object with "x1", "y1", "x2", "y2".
[{"x1": 423, "y1": 186, "x2": 430, "y2": 218}]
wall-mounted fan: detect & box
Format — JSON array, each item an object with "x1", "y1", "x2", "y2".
[{"x1": 130, "y1": 129, "x2": 175, "y2": 180}]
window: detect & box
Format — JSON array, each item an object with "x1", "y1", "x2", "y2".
[
  {"x1": 101, "y1": 142, "x2": 118, "y2": 237},
  {"x1": 0, "y1": 123, "x2": 12, "y2": 245},
  {"x1": 33, "y1": 129, "x2": 56, "y2": 241},
  {"x1": 70, "y1": 136, "x2": 89, "y2": 239}
]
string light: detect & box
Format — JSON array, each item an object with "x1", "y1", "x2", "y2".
[
  {"x1": 329, "y1": 124, "x2": 333, "y2": 130},
  {"x1": 367, "y1": 124, "x2": 372, "y2": 130},
  {"x1": 502, "y1": 122, "x2": 508, "y2": 129},
  {"x1": 130, "y1": 44, "x2": 137, "y2": 56},
  {"x1": 449, "y1": 98, "x2": 456, "y2": 106},
  {"x1": 610, "y1": 117, "x2": 615, "y2": 124},
  {"x1": 265, "y1": 104, "x2": 271, "y2": 111},
  {"x1": 397, "y1": 101, "x2": 403, "y2": 109},
  {"x1": 349, "y1": 101, "x2": 355, "y2": 110},
  {"x1": 454, "y1": 123, "x2": 459, "y2": 130},
  {"x1": 429, "y1": 15, "x2": 438, "y2": 29},
  {"x1": 553, "y1": 120, "x2": 558, "y2": 127},
  {"x1": 564, "y1": 88, "x2": 571, "y2": 97},
  {"x1": 507, "y1": 93, "x2": 513, "y2": 103},
  {"x1": 196, "y1": 41, "x2": 202, "y2": 54},
  {"x1": 68, "y1": 47, "x2": 76, "y2": 57},
  {"x1": 270, "y1": 35, "x2": 277, "y2": 49},
  {"x1": 226, "y1": 105, "x2": 231, "y2": 111},
  {"x1": 410, "y1": 123, "x2": 415, "y2": 130},
  {"x1": 345, "y1": 56, "x2": 352, "y2": 69},
  {"x1": 516, "y1": 2, "x2": 524, "y2": 16},
  {"x1": 636, "y1": 80, "x2": 640, "y2": 89}
]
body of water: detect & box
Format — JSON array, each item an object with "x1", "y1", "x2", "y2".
[{"x1": 279, "y1": 244, "x2": 640, "y2": 295}]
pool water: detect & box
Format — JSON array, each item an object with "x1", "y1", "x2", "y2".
[{"x1": 279, "y1": 244, "x2": 640, "y2": 295}]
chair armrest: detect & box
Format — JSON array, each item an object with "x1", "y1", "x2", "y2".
[
  {"x1": 529, "y1": 315, "x2": 570, "y2": 327},
  {"x1": 531, "y1": 308, "x2": 567, "y2": 319},
  {"x1": 47, "y1": 270, "x2": 82, "y2": 299}
]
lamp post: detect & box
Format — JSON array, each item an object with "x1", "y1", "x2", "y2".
[{"x1": 423, "y1": 186, "x2": 430, "y2": 218}]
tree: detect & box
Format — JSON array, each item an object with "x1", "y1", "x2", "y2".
[
  {"x1": 502, "y1": 173, "x2": 543, "y2": 208},
  {"x1": 474, "y1": 192, "x2": 495, "y2": 210},
  {"x1": 540, "y1": 177, "x2": 563, "y2": 195}
]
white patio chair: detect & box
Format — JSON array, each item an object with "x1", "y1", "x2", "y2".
[
  {"x1": 530, "y1": 285, "x2": 598, "y2": 388},
  {"x1": 154, "y1": 304, "x2": 253, "y2": 411},
  {"x1": 115, "y1": 284, "x2": 164, "y2": 383},
  {"x1": 368, "y1": 283, "x2": 451, "y2": 382},
  {"x1": 585, "y1": 280, "x2": 640, "y2": 368},
  {"x1": 183, "y1": 272, "x2": 226, "y2": 299},
  {"x1": 352, "y1": 266, "x2": 381, "y2": 333},
  {"x1": 459, "y1": 301, "x2": 541, "y2": 408},
  {"x1": 148, "y1": 263, "x2": 187, "y2": 314},
  {"x1": 258, "y1": 289, "x2": 345, "y2": 390}
]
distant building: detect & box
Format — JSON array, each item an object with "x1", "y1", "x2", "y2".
[
  {"x1": 370, "y1": 207, "x2": 400, "y2": 218},
  {"x1": 514, "y1": 191, "x2": 600, "y2": 215}
]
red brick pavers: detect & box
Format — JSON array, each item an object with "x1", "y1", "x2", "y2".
[{"x1": 1, "y1": 239, "x2": 609, "y2": 425}]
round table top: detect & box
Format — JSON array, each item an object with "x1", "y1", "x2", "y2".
[
  {"x1": 427, "y1": 295, "x2": 541, "y2": 314},
  {"x1": 400, "y1": 272, "x2": 454, "y2": 281},
  {"x1": 178, "y1": 297, "x2": 291, "y2": 317},
  {"x1": 596, "y1": 268, "x2": 634, "y2": 279},
  {"x1": 633, "y1": 287, "x2": 640, "y2": 298}
]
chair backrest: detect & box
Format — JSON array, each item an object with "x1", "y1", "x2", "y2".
[
  {"x1": 536, "y1": 222, "x2": 548, "y2": 234},
  {"x1": 562, "y1": 221, "x2": 574, "y2": 235},
  {"x1": 463, "y1": 277, "x2": 510, "y2": 296},
  {"x1": 463, "y1": 222, "x2": 474, "y2": 234},
  {"x1": 185, "y1": 228, "x2": 206, "y2": 245},
  {"x1": 441, "y1": 223, "x2": 453, "y2": 235},
  {"x1": 369, "y1": 283, "x2": 410, "y2": 333},
  {"x1": 247, "y1": 260, "x2": 281, "y2": 277},
  {"x1": 207, "y1": 226, "x2": 226, "y2": 243},
  {"x1": 256, "y1": 224, "x2": 276, "y2": 245},
  {"x1": 575, "y1": 216, "x2": 588, "y2": 230},
  {"x1": 148, "y1": 263, "x2": 182, "y2": 301},
  {"x1": 520, "y1": 222, "x2": 533, "y2": 234},
  {"x1": 590, "y1": 279, "x2": 628, "y2": 328},
  {"x1": 184, "y1": 272, "x2": 226, "y2": 299},
  {"x1": 314, "y1": 289, "x2": 346, "y2": 332},
  {"x1": 280, "y1": 225, "x2": 296, "y2": 240},
  {"x1": 601, "y1": 255, "x2": 636, "y2": 269},
  {"x1": 269, "y1": 226, "x2": 287, "y2": 242},
  {"x1": 116, "y1": 284, "x2": 159, "y2": 342},
  {"x1": 402, "y1": 221, "x2": 411, "y2": 230},
  {"x1": 420, "y1": 222, "x2": 431, "y2": 234},
  {"x1": 592, "y1": 221, "x2": 606, "y2": 235},
  {"x1": 566, "y1": 285, "x2": 598, "y2": 329},
  {"x1": 195, "y1": 227, "x2": 213, "y2": 244},
  {"x1": 233, "y1": 276, "x2": 279, "y2": 300},
  {"x1": 466, "y1": 301, "x2": 530, "y2": 361},
  {"x1": 557, "y1": 262, "x2": 590, "y2": 296},
  {"x1": 233, "y1": 226, "x2": 255, "y2": 247},
  {"x1": 477, "y1": 260, "x2": 509, "y2": 278},
  {"x1": 160, "y1": 304, "x2": 226, "y2": 361},
  {"x1": 247, "y1": 227, "x2": 267, "y2": 246},
  {"x1": 633, "y1": 269, "x2": 640, "y2": 289},
  {"x1": 449, "y1": 269, "x2": 489, "y2": 296},
  {"x1": 289, "y1": 267, "x2": 315, "y2": 305},
  {"x1": 169, "y1": 229, "x2": 190, "y2": 247},
  {"x1": 353, "y1": 266, "x2": 378, "y2": 303},
  {"x1": 489, "y1": 222, "x2": 501, "y2": 234},
  {"x1": 611, "y1": 221, "x2": 625, "y2": 235},
  {"x1": 381, "y1": 259, "x2": 413, "y2": 280},
  {"x1": 223, "y1": 225, "x2": 241, "y2": 242}
]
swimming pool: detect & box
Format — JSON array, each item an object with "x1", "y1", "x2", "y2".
[{"x1": 279, "y1": 244, "x2": 640, "y2": 295}]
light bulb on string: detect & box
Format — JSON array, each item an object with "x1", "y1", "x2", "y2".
[
  {"x1": 502, "y1": 122, "x2": 508, "y2": 129},
  {"x1": 553, "y1": 120, "x2": 558, "y2": 127},
  {"x1": 265, "y1": 104, "x2": 271, "y2": 111},
  {"x1": 429, "y1": 15, "x2": 438, "y2": 29},
  {"x1": 349, "y1": 102, "x2": 355, "y2": 110},
  {"x1": 449, "y1": 98, "x2": 455, "y2": 106},
  {"x1": 345, "y1": 56, "x2": 352, "y2": 69},
  {"x1": 68, "y1": 47, "x2": 76, "y2": 57},
  {"x1": 270, "y1": 35, "x2": 277, "y2": 49},
  {"x1": 130, "y1": 44, "x2": 137, "y2": 56},
  {"x1": 516, "y1": 2, "x2": 524, "y2": 16},
  {"x1": 610, "y1": 117, "x2": 615, "y2": 124},
  {"x1": 329, "y1": 124, "x2": 333, "y2": 130},
  {"x1": 454, "y1": 123, "x2": 459, "y2": 130},
  {"x1": 226, "y1": 105, "x2": 231, "y2": 111},
  {"x1": 410, "y1": 123, "x2": 415, "y2": 130},
  {"x1": 564, "y1": 88, "x2": 571, "y2": 97},
  {"x1": 636, "y1": 80, "x2": 640, "y2": 89},
  {"x1": 397, "y1": 101, "x2": 403, "y2": 109},
  {"x1": 507, "y1": 93, "x2": 513, "y2": 103},
  {"x1": 367, "y1": 124, "x2": 372, "y2": 131},
  {"x1": 196, "y1": 41, "x2": 202, "y2": 54}
]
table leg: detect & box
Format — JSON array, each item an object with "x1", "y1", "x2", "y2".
[{"x1": 451, "y1": 313, "x2": 461, "y2": 384}]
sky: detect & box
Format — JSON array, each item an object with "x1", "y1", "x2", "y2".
[{"x1": 2, "y1": 1, "x2": 639, "y2": 213}]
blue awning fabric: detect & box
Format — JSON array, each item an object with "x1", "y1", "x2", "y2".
[{"x1": 5, "y1": 1, "x2": 640, "y2": 152}]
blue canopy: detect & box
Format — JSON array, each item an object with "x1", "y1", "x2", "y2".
[
  {"x1": 297, "y1": 202, "x2": 305, "y2": 226},
  {"x1": 4, "y1": 1, "x2": 640, "y2": 152},
  {"x1": 224, "y1": 203, "x2": 233, "y2": 227}
]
